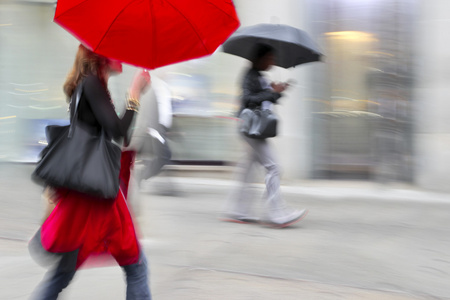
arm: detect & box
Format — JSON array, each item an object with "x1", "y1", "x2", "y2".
[
  {"x1": 242, "y1": 71, "x2": 282, "y2": 108},
  {"x1": 83, "y1": 75, "x2": 135, "y2": 139}
]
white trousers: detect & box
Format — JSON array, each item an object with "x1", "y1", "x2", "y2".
[{"x1": 226, "y1": 135, "x2": 287, "y2": 220}]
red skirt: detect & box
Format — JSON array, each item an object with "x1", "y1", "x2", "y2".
[{"x1": 40, "y1": 151, "x2": 140, "y2": 269}]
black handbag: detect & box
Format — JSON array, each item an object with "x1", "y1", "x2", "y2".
[
  {"x1": 32, "y1": 82, "x2": 122, "y2": 199},
  {"x1": 239, "y1": 108, "x2": 278, "y2": 139}
]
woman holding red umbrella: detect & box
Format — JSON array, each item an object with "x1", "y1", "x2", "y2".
[{"x1": 30, "y1": 44, "x2": 151, "y2": 300}]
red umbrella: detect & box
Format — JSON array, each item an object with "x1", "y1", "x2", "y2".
[{"x1": 54, "y1": 0, "x2": 240, "y2": 69}]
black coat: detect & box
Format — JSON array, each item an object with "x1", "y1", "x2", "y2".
[
  {"x1": 71, "y1": 74, "x2": 136, "y2": 145},
  {"x1": 240, "y1": 68, "x2": 282, "y2": 112}
]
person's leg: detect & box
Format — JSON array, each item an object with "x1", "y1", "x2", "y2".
[
  {"x1": 29, "y1": 250, "x2": 78, "y2": 300},
  {"x1": 111, "y1": 190, "x2": 150, "y2": 299},
  {"x1": 122, "y1": 252, "x2": 151, "y2": 300},
  {"x1": 243, "y1": 137, "x2": 281, "y2": 210},
  {"x1": 222, "y1": 143, "x2": 258, "y2": 222},
  {"x1": 243, "y1": 136, "x2": 308, "y2": 227}
]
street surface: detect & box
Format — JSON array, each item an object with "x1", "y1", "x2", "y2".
[{"x1": 1, "y1": 164, "x2": 449, "y2": 300}]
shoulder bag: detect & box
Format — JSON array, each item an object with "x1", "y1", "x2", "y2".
[
  {"x1": 32, "y1": 81, "x2": 122, "y2": 199},
  {"x1": 239, "y1": 108, "x2": 278, "y2": 139}
]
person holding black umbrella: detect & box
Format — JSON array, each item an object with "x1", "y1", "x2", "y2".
[{"x1": 222, "y1": 43, "x2": 308, "y2": 228}]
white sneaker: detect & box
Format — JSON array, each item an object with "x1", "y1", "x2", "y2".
[
  {"x1": 221, "y1": 211, "x2": 260, "y2": 224},
  {"x1": 265, "y1": 208, "x2": 308, "y2": 228}
]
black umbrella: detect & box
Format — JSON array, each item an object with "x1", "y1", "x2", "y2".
[{"x1": 222, "y1": 23, "x2": 322, "y2": 68}]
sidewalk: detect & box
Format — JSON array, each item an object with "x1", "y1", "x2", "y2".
[{"x1": 1, "y1": 164, "x2": 450, "y2": 299}]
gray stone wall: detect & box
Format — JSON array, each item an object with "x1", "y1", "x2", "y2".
[{"x1": 414, "y1": 0, "x2": 450, "y2": 191}]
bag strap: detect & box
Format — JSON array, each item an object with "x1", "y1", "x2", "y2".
[
  {"x1": 68, "y1": 80, "x2": 84, "y2": 138},
  {"x1": 68, "y1": 80, "x2": 110, "y2": 142}
]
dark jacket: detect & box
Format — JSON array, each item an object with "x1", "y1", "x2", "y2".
[
  {"x1": 240, "y1": 67, "x2": 282, "y2": 112},
  {"x1": 72, "y1": 74, "x2": 136, "y2": 144}
]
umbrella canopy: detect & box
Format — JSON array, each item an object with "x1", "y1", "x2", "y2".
[
  {"x1": 222, "y1": 23, "x2": 322, "y2": 68},
  {"x1": 54, "y1": 0, "x2": 240, "y2": 69}
]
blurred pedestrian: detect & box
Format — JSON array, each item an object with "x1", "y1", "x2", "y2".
[
  {"x1": 223, "y1": 43, "x2": 308, "y2": 228},
  {"x1": 136, "y1": 74, "x2": 173, "y2": 186},
  {"x1": 29, "y1": 44, "x2": 151, "y2": 300}
]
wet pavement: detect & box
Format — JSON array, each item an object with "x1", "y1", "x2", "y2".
[{"x1": 1, "y1": 163, "x2": 449, "y2": 299}]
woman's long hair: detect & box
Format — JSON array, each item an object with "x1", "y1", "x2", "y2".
[{"x1": 63, "y1": 44, "x2": 110, "y2": 101}]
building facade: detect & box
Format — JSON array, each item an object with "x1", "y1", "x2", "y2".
[{"x1": 1, "y1": 0, "x2": 449, "y2": 192}]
